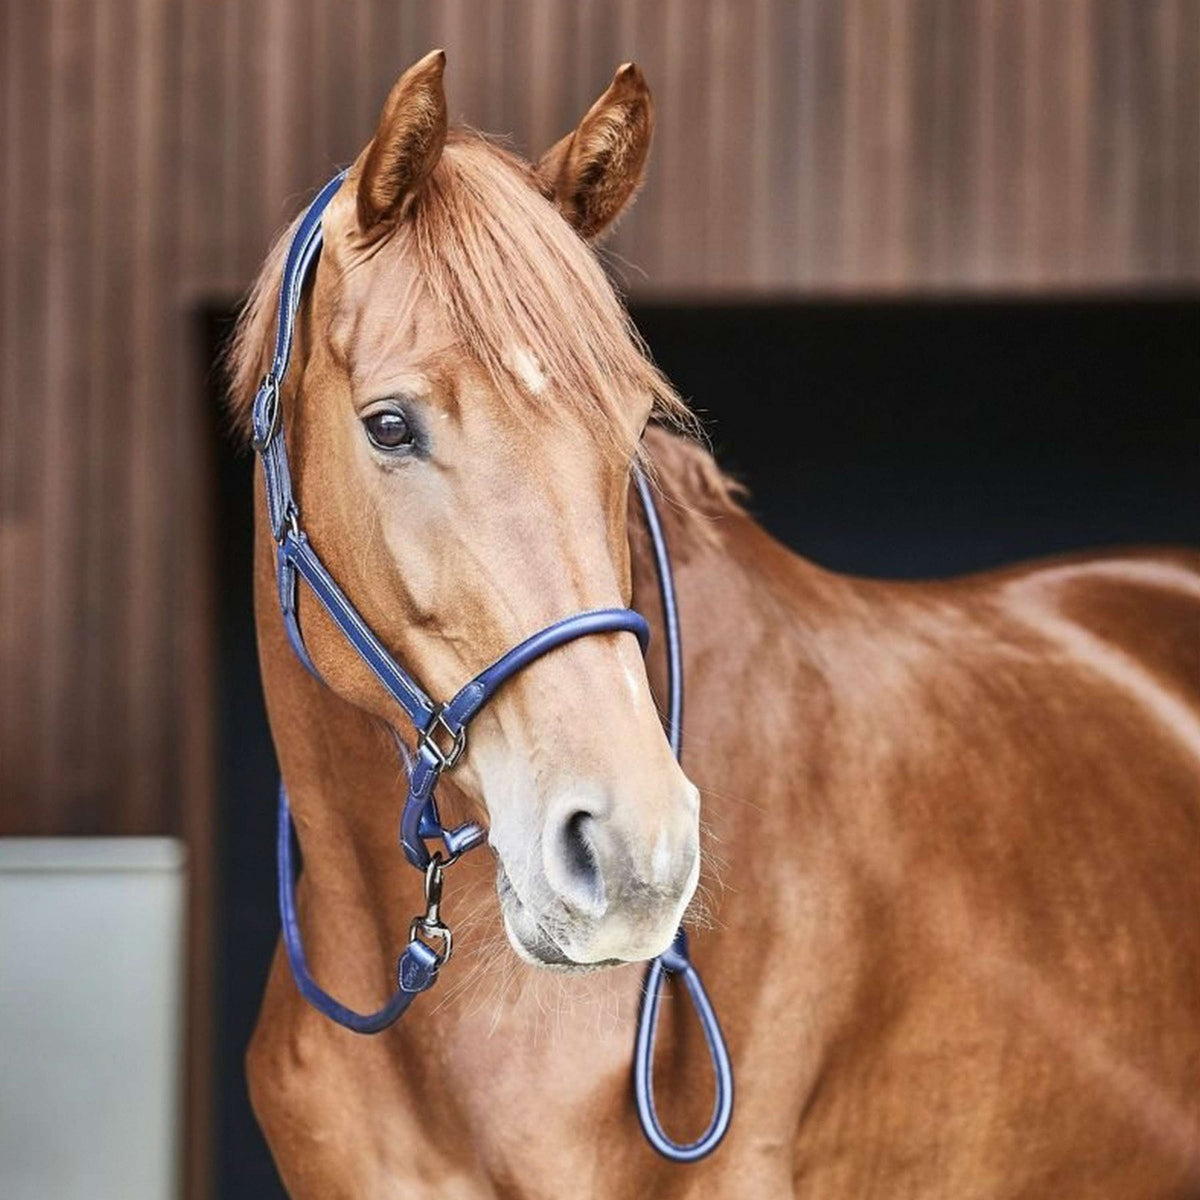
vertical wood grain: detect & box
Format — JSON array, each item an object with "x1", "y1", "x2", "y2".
[
  {"x1": 4, "y1": 0, "x2": 1197, "y2": 828},
  {"x1": 6, "y1": 1, "x2": 52, "y2": 822}
]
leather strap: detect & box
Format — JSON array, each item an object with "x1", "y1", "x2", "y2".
[
  {"x1": 252, "y1": 170, "x2": 347, "y2": 542},
  {"x1": 281, "y1": 529, "x2": 437, "y2": 729},
  {"x1": 399, "y1": 606, "x2": 650, "y2": 867},
  {"x1": 259, "y1": 171, "x2": 733, "y2": 1162}
]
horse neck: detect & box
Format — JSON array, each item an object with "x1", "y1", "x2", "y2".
[{"x1": 630, "y1": 450, "x2": 847, "y2": 927}]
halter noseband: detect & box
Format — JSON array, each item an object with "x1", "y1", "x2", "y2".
[{"x1": 253, "y1": 170, "x2": 732, "y2": 1161}]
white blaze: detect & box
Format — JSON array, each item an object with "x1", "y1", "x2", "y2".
[{"x1": 509, "y1": 346, "x2": 547, "y2": 396}]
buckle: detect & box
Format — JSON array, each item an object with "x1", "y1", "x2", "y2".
[
  {"x1": 251, "y1": 373, "x2": 280, "y2": 453},
  {"x1": 282, "y1": 503, "x2": 301, "y2": 545},
  {"x1": 416, "y1": 706, "x2": 467, "y2": 772}
]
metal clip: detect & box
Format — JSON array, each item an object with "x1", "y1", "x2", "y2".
[
  {"x1": 422, "y1": 853, "x2": 445, "y2": 924},
  {"x1": 407, "y1": 852, "x2": 454, "y2": 964}
]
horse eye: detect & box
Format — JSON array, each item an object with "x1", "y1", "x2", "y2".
[{"x1": 362, "y1": 409, "x2": 413, "y2": 451}]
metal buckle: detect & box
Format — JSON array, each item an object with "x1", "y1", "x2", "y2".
[
  {"x1": 416, "y1": 706, "x2": 467, "y2": 772},
  {"x1": 282, "y1": 503, "x2": 301, "y2": 545},
  {"x1": 251, "y1": 373, "x2": 280, "y2": 453}
]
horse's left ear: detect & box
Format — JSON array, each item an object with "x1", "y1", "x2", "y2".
[
  {"x1": 535, "y1": 63, "x2": 653, "y2": 241},
  {"x1": 356, "y1": 49, "x2": 448, "y2": 233}
]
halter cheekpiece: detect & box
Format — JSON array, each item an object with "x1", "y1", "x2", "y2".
[{"x1": 253, "y1": 170, "x2": 733, "y2": 1162}]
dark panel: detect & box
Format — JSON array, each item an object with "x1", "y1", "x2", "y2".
[
  {"x1": 633, "y1": 299, "x2": 1200, "y2": 576},
  {"x1": 204, "y1": 296, "x2": 1197, "y2": 1198}
]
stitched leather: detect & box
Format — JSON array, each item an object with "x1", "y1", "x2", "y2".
[{"x1": 281, "y1": 530, "x2": 438, "y2": 729}]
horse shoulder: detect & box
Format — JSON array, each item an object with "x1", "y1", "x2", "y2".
[{"x1": 791, "y1": 550, "x2": 1200, "y2": 1193}]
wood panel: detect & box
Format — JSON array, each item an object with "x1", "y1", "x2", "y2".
[
  {"x1": 0, "y1": 3, "x2": 1196, "y2": 1195},
  {"x1": 4, "y1": 0, "x2": 1196, "y2": 820},
  {"x1": 165, "y1": 0, "x2": 1200, "y2": 301}
]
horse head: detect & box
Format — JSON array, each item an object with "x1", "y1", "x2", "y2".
[{"x1": 233, "y1": 51, "x2": 700, "y2": 970}]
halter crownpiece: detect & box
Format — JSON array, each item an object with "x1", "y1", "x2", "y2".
[{"x1": 254, "y1": 170, "x2": 733, "y2": 1160}]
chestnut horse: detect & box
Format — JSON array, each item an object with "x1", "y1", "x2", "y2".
[{"x1": 228, "y1": 52, "x2": 1200, "y2": 1198}]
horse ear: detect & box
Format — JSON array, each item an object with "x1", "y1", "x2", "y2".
[
  {"x1": 356, "y1": 49, "x2": 448, "y2": 233},
  {"x1": 535, "y1": 63, "x2": 653, "y2": 241}
]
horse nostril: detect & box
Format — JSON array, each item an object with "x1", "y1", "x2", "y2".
[
  {"x1": 555, "y1": 810, "x2": 606, "y2": 915},
  {"x1": 563, "y1": 811, "x2": 594, "y2": 877}
]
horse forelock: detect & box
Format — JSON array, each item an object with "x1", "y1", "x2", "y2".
[{"x1": 407, "y1": 131, "x2": 696, "y2": 455}]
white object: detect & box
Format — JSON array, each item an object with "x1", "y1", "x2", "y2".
[{"x1": 0, "y1": 838, "x2": 186, "y2": 1200}]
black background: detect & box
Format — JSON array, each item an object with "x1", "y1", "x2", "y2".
[{"x1": 203, "y1": 297, "x2": 1197, "y2": 1197}]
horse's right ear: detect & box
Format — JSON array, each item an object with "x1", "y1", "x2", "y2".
[{"x1": 355, "y1": 49, "x2": 448, "y2": 233}]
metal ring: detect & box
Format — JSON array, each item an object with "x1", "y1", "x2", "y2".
[{"x1": 283, "y1": 504, "x2": 302, "y2": 544}]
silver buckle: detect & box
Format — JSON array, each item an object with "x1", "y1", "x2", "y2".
[
  {"x1": 417, "y1": 706, "x2": 467, "y2": 772},
  {"x1": 251, "y1": 373, "x2": 280, "y2": 453}
]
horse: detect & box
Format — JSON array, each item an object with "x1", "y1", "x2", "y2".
[{"x1": 226, "y1": 50, "x2": 1200, "y2": 1198}]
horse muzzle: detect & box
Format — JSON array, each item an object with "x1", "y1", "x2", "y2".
[{"x1": 495, "y1": 804, "x2": 700, "y2": 970}]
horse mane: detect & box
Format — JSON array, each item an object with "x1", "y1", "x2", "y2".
[
  {"x1": 225, "y1": 128, "x2": 742, "y2": 523},
  {"x1": 224, "y1": 207, "x2": 302, "y2": 436}
]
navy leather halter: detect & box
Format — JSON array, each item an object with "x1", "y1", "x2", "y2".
[{"x1": 254, "y1": 170, "x2": 733, "y2": 1161}]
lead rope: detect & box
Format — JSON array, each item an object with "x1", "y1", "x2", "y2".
[{"x1": 629, "y1": 470, "x2": 734, "y2": 1162}]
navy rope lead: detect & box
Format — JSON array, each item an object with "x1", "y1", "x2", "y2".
[
  {"x1": 630, "y1": 467, "x2": 733, "y2": 1161},
  {"x1": 261, "y1": 171, "x2": 732, "y2": 1161},
  {"x1": 635, "y1": 930, "x2": 735, "y2": 1161},
  {"x1": 278, "y1": 782, "x2": 439, "y2": 1033}
]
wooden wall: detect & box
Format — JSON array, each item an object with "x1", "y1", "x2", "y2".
[
  {"x1": 4, "y1": 0, "x2": 1198, "y2": 829},
  {"x1": 175, "y1": 0, "x2": 1200, "y2": 300},
  {"x1": 0, "y1": 2, "x2": 1196, "y2": 1195}
]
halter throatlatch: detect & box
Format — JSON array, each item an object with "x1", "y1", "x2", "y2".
[{"x1": 255, "y1": 171, "x2": 732, "y2": 1160}]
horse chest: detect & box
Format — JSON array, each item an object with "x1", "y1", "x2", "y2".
[
  {"x1": 254, "y1": 967, "x2": 674, "y2": 1199},
  {"x1": 431, "y1": 975, "x2": 647, "y2": 1175}
]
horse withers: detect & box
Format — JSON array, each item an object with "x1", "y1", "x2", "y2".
[{"x1": 227, "y1": 50, "x2": 1200, "y2": 1199}]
